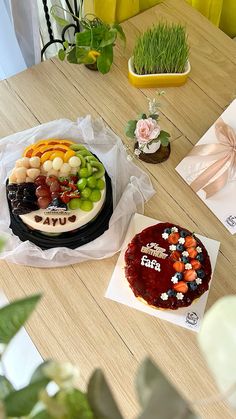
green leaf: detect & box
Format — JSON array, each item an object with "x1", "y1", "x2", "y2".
[
  {"x1": 137, "y1": 113, "x2": 147, "y2": 120},
  {"x1": 67, "y1": 47, "x2": 78, "y2": 64},
  {"x1": 57, "y1": 389, "x2": 94, "y2": 419},
  {"x1": 63, "y1": 40, "x2": 69, "y2": 49},
  {"x1": 58, "y1": 49, "x2": 66, "y2": 61},
  {"x1": 125, "y1": 120, "x2": 137, "y2": 138},
  {"x1": 50, "y1": 6, "x2": 70, "y2": 27},
  {"x1": 4, "y1": 378, "x2": 49, "y2": 416},
  {"x1": 97, "y1": 45, "x2": 113, "y2": 74},
  {"x1": 0, "y1": 294, "x2": 41, "y2": 345},
  {"x1": 99, "y1": 29, "x2": 117, "y2": 48},
  {"x1": 149, "y1": 114, "x2": 159, "y2": 121},
  {"x1": 88, "y1": 369, "x2": 123, "y2": 419},
  {"x1": 76, "y1": 48, "x2": 95, "y2": 65},
  {"x1": 76, "y1": 27, "x2": 106, "y2": 49},
  {"x1": 30, "y1": 361, "x2": 52, "y2": 384},
  {"x1": 136, "y1": 358, "x2": 198, "y2": 419},
  {"x1": 76, "y1": 30, "x2": 91, "y2": 47},
  {"x1": 31, "y1": 410, "x2": 53, "y2": 419},
  {"x1": 0, "y1": 376, "x2": 14, "y2": 400},
  {"x1": 158, "y1": 130, "x2": 170, "y2": 147},
  {"x1": 112, "y1": 24, "x2": 126, "y2": 44}
]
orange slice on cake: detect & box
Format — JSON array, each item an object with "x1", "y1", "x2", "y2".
[{"x1": 23, "y1": 139, "x2": 75, "y2": 158}]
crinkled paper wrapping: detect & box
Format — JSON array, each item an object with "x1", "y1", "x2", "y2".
[{"x1": 0, "y1": 116, "x2": 155, "y2": 267}]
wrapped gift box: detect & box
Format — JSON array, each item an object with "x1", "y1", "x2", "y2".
[{"x1": 176, "y1": 99, "x2": 236, "y2": 235}]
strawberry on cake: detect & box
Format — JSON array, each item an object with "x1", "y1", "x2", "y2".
[{"x1": 124, "y1": 222, "x2": 212, "y2": 310}]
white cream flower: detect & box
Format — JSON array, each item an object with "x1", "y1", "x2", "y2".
[
  {"x1": 176, "y1": 292, "x2": 184, "y2": 300},
  {"x1": 160, "y1": 292, "x2": 168, "y2": 301},
  {"x1": 171, "y1": 276, "x2": 179, "y2": 284},
  {"x1": 162, "y1": 232, "x2": 169, "y2": 240}
]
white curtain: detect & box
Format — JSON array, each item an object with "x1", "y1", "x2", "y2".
[
  {"x1": 39, "y1": 0, "x2": 72, "y2": 59},
  {"x1": 38, "y1": 0, "x2": 82, "y2": 59},
  {"x1": 0, "y1": 0, "x2": 40, "y2": 80}
]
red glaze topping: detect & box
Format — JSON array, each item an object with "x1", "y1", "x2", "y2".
[{"x1": 124, "y1": 222, "x2": 212, "y2": 310}]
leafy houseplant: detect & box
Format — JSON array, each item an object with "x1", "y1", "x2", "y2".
[
  {"x1": 51, "y1": 6, "x2": 126, "y2": 74},
  {"x1": 125, "y1": 93, "x2": 171, "y2": 164},
  {"x1": 2, "y1": 293, "x2": 236, "y2": 418},
  {"x1": 128, "y1": 22, "x2": 190, "y2": 88},
  {"x1": 0, "y1": 294, "x2": 198, "y2": 419}
]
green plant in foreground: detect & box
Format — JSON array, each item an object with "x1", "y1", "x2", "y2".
[
  {"x1": 0, "y1": 294, "x2": 198, "y2": 418},
  {"x1": 51, "y1": 6, "x2": 126, "y2": 74},
  {"x1": 133, "y1": 22, "x2": 189, "y2": 75}
]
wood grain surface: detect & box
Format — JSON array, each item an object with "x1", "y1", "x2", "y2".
[{"x1": 0, "y1": 1, "x2": 236, "y2": 417}]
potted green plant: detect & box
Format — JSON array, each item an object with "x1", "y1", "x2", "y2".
[
  {"x1": 51, "y1": 6, "x2": 126, "y2": 74},
  {"x1": 0, "y1": 293, "x2": 198, "y2": 418},
  {"x1": 128, "y1": 22, "x2": 190, "y2": 88},
  {"x1": 1, "y1": 292, "x2": 236, "y2": 418}
]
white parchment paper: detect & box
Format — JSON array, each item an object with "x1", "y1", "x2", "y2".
[{"x1": 0, "y1": 116, "x2": 155, "y2": 267}]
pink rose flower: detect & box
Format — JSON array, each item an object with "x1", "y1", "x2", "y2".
[{"x1": 135, "y1": 118, "x2": 161, "y2": 143}]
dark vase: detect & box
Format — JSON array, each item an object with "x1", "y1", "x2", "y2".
[
  {"x1": 134, "y1": 142, "x2": 171, "y2": 164},
  {"x1": 85, "y1": 61, "x2": 98, "y2": 71}
]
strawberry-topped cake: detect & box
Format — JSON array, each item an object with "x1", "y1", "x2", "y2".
[
  {"x1": 6, "y1": 139, "x2": 113, "y2": 249},
  {"x1": 124, "y1": 223, "x2": 212, "y2": 310}
]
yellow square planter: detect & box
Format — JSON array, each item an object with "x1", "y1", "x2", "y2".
[{"x1": 128, "y1": 57, "x2": 191, "y2": 88}]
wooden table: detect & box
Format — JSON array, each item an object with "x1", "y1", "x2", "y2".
[{"x1": 1, "y1": 1, "x2": 236, "y2": 417}]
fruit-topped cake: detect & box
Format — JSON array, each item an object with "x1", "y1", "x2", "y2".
[
  {"x1": 6, "y1": 139, "x2": 113, "y2": 249},
  {"x1": 124, "y1": 222, "x2": 212, "y2": 310}
]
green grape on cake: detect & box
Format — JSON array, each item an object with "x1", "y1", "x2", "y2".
[
  {"x1": 80, "y1": 200, "x2": 93, "y2": 212},
  {"x1": 89, "y1": 189, "x2": 101, "y2": 202},
  {"x1": 96, "y1": 179, "x2": 105, "y2": 190},
  {"x1": 68, "y1": 198, "x2": 81, "y2": 210},
  {"x1": 87, "y1": 176, "x2": 97, "y2": 189},
  {"x1": 81, "y1": 187, "x2": 92, "y2": 199},
  {"x1": 77, "y1": 178, "x2": 87, "y2": 191}
]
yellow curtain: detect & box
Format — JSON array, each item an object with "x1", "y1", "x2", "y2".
[
  {"x1": 84, "y1": 0, "x2": 236, "y2": 37},
  {"x1": 186, "y1": 0, "x2": 236, "y2": 37},
  {"x1": 220, "y1": 0, "x2": 236, "y2": 37},
  {"x1": 186, "y1": 0, "x2": 223, "y2": 26},
  {"x1": 83, "y1": 0, "x2": 161, "y2": 23}
]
